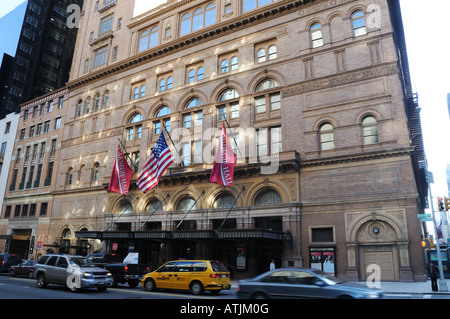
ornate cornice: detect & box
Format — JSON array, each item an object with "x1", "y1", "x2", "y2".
[{"x1": 67, "y1": 0, "x2": 313, "y2": 89}]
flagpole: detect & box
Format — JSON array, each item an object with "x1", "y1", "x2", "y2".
[
  {"x1": 222, "y1": 117, "x2": 243, "y2": 158},
  {"x1": 161, "y1": 123, "x2": 184, "y2": 166},
  {"x1": 117, "y1": 137, "x2": 138, "y2": 171},
  {"x1": 176, "y1": 190, "x2": 205, "y2": 229},
  {"x1": 136, "y1": 194, "x2": 170, "y2": 231},
  {"x1": 218, "y1": 186, "x2": 245, "y2": 230}
]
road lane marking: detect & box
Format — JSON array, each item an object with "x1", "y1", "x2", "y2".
[{"x1": 109, "y1": 287, "x2": 220, "y2": 299}]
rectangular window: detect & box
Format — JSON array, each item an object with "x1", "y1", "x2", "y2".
[
  {"x1": 44, "y1": 121, "x2": 50, "y2": 133},
  {"x1": 99, "y1": 14, "x2": 114, "y2": 35},
  {"x1": 311, "y1": 227, "x2": 334, "y2": 243},
  {"x1": 255, "y1": 96, "x2": 266, "y2": 113},
  {"x1": 36, "y1": 123, "x2": 42, "y2": 135},
  {"x1": 4, "y1": 206, "x2": 12, "y2": 218},
  {"x1": 93, "y1": 46, "x2": 108, "y2": 68},
  {"x1": 181, "y1": 142, "x2": 190, "y2": 166},
  {"x1": 40, "y1": 203, "x2": 48, "y2": 216},
  {"x1": 194, "y1": 140, "x2": 202, "y2": 164},
  {"x1": 54, "y1": 117, "x2": 61, "y2": 130}
]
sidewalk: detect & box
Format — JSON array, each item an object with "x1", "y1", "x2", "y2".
[{"x1": 230, "y1": 279, "x2": 450, "y2": 295}]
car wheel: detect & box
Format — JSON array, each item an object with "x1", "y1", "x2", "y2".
[
  {"x1": 252, "y1": 292, "x2": 268, "y2": 299},
  {"x1": 190, "y1": 281, "x2": 204, "y2": 295},
  {"x1": 28, "y1": 271, "x2": 33, "y2": 279},
  {"x1": 9, "y1": 269, "x2": 16, "y2": 277},
  {"x1": 144, "y1": 278, "x2": 156, "y2": 291},
  {"x1": 128, "y1": 280, "x2": 139, "y2": 288},
  {"x1": 36, "y1": 273, "x2": 47, "y2": 288},
  {"x1": 111, "y1": 274, "x2": 119, "y2": 288}
]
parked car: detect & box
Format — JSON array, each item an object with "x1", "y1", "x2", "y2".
[
  {"x1": 87, "y1": 253, "x2": 150, "y2": 288},
  {"x1": 237, "y1": 268, "x2": 384, "y2": 299},
  {"x1": 33, "y1": 254, "x2": 113, "y2": 292},
  {"x1": 142, "y1": 260, "x2": 231, "y2": 295},
  {"x1": 0, "y1": 254, "x2": 23, "y2": 273},
  {"x1": 9, "y1": 259, "x2": 36, "y2": 278}
]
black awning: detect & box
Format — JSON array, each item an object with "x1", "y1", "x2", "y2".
[{"x1": 75, "y1": 229, "x2": 286, "y2": 241}]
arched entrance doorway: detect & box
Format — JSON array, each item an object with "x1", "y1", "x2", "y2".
[{"x1": 345, "y1": 211, "x2": 413, "y2": 282}]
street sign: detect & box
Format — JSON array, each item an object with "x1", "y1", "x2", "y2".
[
  {"x1": 426, "y1": 171, "x2": 434, "y2": 184},
  {"x1": 418, "y1": 214, "x2": 432, "y2": 219}
]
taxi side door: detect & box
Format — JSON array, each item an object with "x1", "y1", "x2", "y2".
[
  {"x1": 172, "y1": 261, "x2": 191, "y2": 291},
  {"x1": 154, "y1": 262, "x2": 177, "y2": 289}
]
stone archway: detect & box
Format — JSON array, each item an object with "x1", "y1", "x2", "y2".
[{"x1": 345, "y1": 211, "x2": 413, "y2": 282}]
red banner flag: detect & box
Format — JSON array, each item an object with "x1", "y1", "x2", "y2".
[
  {"x1": 108, "y1": 144, "x2": 133, "y2": 195},
  {"x1": 209, "y1": 123, "x2": 237, "y2": 187}
]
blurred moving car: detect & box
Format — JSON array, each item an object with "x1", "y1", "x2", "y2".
[
  {"x1": 237, "y1": 268, "x2": 383, "y2": 299},
  {"x1": 0, "y1": 254, "x2": 23, "y2": 273},
  {"x1": 33, "y1": 254, "x2": 113, "y2": 292},
  {"x1": 9, "y1": 259, "x2": 36, "y2": 278},
  {"x1": 142, "y1": 260, "x2": 231, "y2": 295}
]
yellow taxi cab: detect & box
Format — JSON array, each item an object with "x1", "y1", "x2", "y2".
[{"x1": 141, "y1": 260, "x2": 231, "y2": 295}]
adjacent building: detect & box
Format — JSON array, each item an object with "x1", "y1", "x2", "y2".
[
  {"x1": 0, "y1": 0, "x2": 83, "y2": 119},
  {"x1": 0, "y1": 0, "x2": 429, "y2": 282},
  {"x1": 0, "y1": 87, "x2": 68, "y2": 259}
]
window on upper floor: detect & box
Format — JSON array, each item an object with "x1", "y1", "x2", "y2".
[
  {"x1": 126, "y1": 113, "x2": 143, "y2": 141},
  {"x1": 99, "y1": 13, "x2": 114, "y2": 35},
  {"x1": 153, "y1": 106, "x2": 171, "y2": 135},
  {"x1": 311, "y1": 23, "x2": 323, "y2": 48},
  {"x1": 93, "y1": 46, "x2": 109, "y2": 68},
  {"x1": 187, "y1": 66, "x2": 204, "y2": 83},
  {"x1": 243, "y1": 0, "x2": 274, "y2": 12},
  {"x1": 138, "y1": 25, "x2": 159, "y2": 52},
  {"x1": 180, "y1": 3, "x2": 216, "y2": 36},
  {"x1": 352, "y1": 10, "x2": 366, "y2": 37},
  {"x1": 362, "y1": 115, "x2": 379, "y2": 145},
  {"x1": 319, "y1": 123, "x2": 335, "y2": 151},
  {"x1": 159, "y1": 75, "x2": 173, "y2": 92}
]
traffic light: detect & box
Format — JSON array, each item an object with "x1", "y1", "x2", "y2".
[
  {"x1": 422, "y1": 239, "x2": 430, "y2": 248},
  {"x1": 445, "y1": 197, "x2": 450, "y2": 211},
  {"x1": 438, "y1": 197, "x2": 445, "y2": 211}
]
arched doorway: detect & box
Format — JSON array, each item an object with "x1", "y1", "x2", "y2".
[{"x1": 345, "y1": 212, "x2": 413, "y2": 282}]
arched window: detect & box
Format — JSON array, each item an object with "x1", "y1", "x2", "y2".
[
  {"x1": 256, "y1": 189, "x2": 282, "y2": 206},
  {"x1": 257, "y1": 48, "x2": 266, "y2": 63},
  {"x1": 185, "y1": 97, "x2": 203, "y2": 109},
  {"x1": 121, "y1": 201, "x2": 133, "y2": 214},
  {"x1": 268, "y1": 45, "x2": 277, "y2": 60},
  {"x1": 167, "y1": 76, "x2": 173, "y2": 89},
  {"x1": 256, "y1": 79, "x2": 280, "y2": 92},
  {"x1": 66, "y1": 168, "x2": 73, "y2": 185},
  {"x1": 103, "y1": 91, "x2": 110, "y2": 108},
  {"x1": 180, "y1": 13, "x2": 192, "y2": 36},
  {"x1": 221, "y1": 60, "x2": 229, "y2": 73},
  {"x1": 94, "y1": 94, "x2": 100, "y2": 111},
  {"x1": 77, "y1": 99, "x2": 83, "y2": 117},
  {"x1": 362, "y1": 115, "x2": 379, "y2": 145},
  {"x1": 127, "y1": 113, "x2": 143, "y2": 141},
  {"x1": 92, "y1": 162, "x2": 100, "y2": 182},
  {"x1": 147, "y1": 199, "x2": 163, "y2": 212},
  {"x1": 138, "y1": 26, "x2": 159, "y2": 52},
  {"x1": 352, "y1": 10, "x2": 366, "y2": 36},
  {"x1": 311, "y1": 23, "x2": 323, "y2": 48},
  {"x1": 130, "y1": 113, "x2": 143, "y2": 123},
  {"x1": 188, "y1": 69, "x2": 196, "y2": 83},
  {"x1": 319, "y1": 123, "x2": 335, "y2": 151},
  {"x1": 215, "y1": 193, "x2": 235, "y2": 208},
  {"x1": 205, "y1": 3, "x2": 216, "y2": 26},
  {"x1": 178, "y1": 197, "x2": 197, "y2": 211},
  {"x1": 219, "y1": 89, "x2": 239, "y2": 102},
  {"x1": 193, "y1": 8, "x2": 203, "y2": 31},
  {"x1": 231, "y1": 56, "x2": 239, "y2": 70},
  {"x1": 159, "y1": 79, "x2": 166, "y2": 91},
  {"x1": 156, "y1": 106, "x2": 171, "y2": 117},
  {"x1": 85, "y1": 97, "x2": 91, "y2": 114}
]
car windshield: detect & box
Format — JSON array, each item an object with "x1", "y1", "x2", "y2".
[
  {"x1": 210, "y1": 261, "x2": 229, "y2": 272},
  {"x1": 313, "y1": 270, "x2": 342, "y2": 285},
  {"x1": 68, "y1": 257, "x2": 95, "y2": 267}
]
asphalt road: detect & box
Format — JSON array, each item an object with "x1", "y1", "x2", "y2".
[{"x1": 0, "y1": 274, "x2": 237, "y2": 299}]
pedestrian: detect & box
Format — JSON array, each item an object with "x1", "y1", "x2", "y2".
[
  {"x1": 270, "y1": 259, "x2": 275, "y2": 271},
  {"x1": 428, "y1": 262, "x2": 438, "y2": 292}
]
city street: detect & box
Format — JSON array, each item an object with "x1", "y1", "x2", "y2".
[
  {"x1": 1, "y1": 274, "x2": 449, "y2": 300},
  {"x1": 0, "y1": 274, "x2": 236, "y2": 299}
]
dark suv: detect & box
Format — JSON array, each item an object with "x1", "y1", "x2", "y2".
[{"x1": 0, "y1": 254, "x2": 23, "y2": 273}]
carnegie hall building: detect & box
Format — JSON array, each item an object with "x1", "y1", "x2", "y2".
[{"x1": 3, "y1": 0, "x2": 428, "y2": 281}]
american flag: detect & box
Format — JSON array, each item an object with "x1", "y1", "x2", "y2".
[{"x1": 137, "y1": 133, "x2": 175, "y2": 193}]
